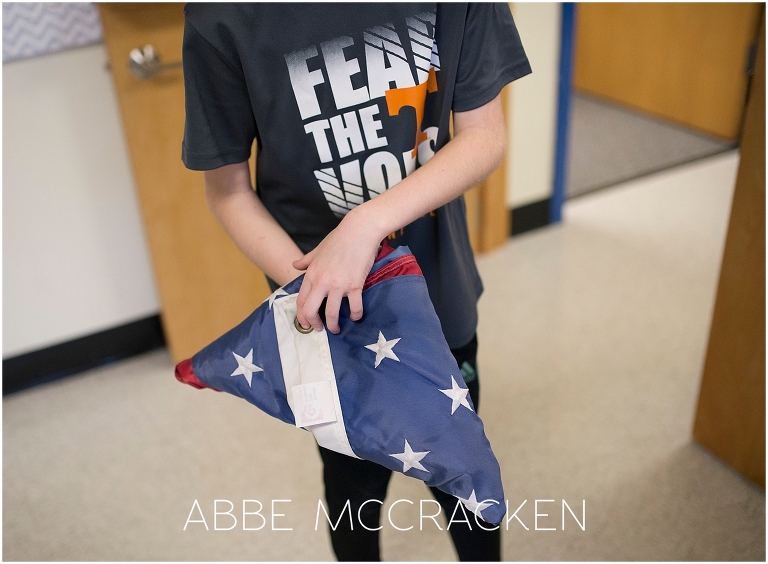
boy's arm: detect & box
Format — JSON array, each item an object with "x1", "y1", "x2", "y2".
[
  {"x1": 203, "y1": 93, "x2": 506, "y2": 334},
  {"x1": 294, "y1": 93, "x2": 507, "y2": 333},
  {"x1": 203, "y1": 162, "x2": 305, "y2": 287}
]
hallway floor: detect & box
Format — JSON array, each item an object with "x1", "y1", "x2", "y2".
[
  {"x1": 566, "y1": 92, "x2": 737, "y2": 198},
  {"x1": 3, "y1": 150, "x2": 764, "y2": 561}
]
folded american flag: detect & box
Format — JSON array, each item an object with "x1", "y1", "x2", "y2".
[{"x1": 175, "y1": 242, "x2": 506, "y2": 525}]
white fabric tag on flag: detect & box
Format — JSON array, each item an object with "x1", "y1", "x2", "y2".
[{"x1": 291, "y1": 381, "x2": 338, "y2": 428}]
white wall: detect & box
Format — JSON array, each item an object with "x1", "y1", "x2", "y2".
[
  {"x1": 3, "y1": 44, "x2": 160, "y2": 357},
  {"x1": 508, "y1": 2, "x2": 561, "y2": 208}
]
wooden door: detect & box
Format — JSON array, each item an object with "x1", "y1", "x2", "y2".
[
  {"x1": 573, "y1": 3, "x2": 762, "y2": 140},
  {"x1": 692, "y1": 14, "x2": 765, "y2": 488},
  {"x1": 98, "y1": 4, "x2": 270, "y2": 362}
]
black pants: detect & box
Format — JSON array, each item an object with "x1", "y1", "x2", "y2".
[{"x1": 319, "y1": 334, "x2": 501, "y2": 561}]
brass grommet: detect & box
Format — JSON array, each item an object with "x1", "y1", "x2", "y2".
[{"x1": 294, "y1": 316, "x2": 314, "y2": 334}]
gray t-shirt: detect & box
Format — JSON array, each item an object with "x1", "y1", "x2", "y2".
[{"x1": 181, "y1": 2, "x2": 531, "y2": 348}]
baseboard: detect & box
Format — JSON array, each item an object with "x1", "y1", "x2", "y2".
[
  {"x1": 2, "y1": 314, "x2": 166, "y2": 396},
  {"x1": 510, "y1": 198, "x2": 551, "y2": 236}
]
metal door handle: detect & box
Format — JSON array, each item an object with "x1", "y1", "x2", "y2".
[{"x1": 129, "y1": 44, "x2": 182, "y2": 80}]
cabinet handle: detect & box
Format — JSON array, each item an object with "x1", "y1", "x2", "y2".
[{"x1": 128, "y1": 45, "x2": 182, "y2": 80}]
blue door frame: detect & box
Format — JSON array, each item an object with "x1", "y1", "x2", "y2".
[{"x1": 550, "y1": 2, "x2": 577, "y2": 224}]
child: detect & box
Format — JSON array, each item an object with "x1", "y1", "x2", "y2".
[{"x1": 182, "y1": 3, "x2": 530, "y2": 559}]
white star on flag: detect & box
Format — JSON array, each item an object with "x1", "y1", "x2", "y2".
[
  {"x1": 265, "y1": 287, "x2": 289, "y2": 309},
  {"x1": 389, "y1": 439, "x2": 430, "y2": 474},
  {"x1": 365, "y1": 331, "x2": 401, "y2": 368},
  {"x1": 439, "y1": 376, "x2": 473, "y2": 414},
  {"x1": 458, "y1": 490, "x2": 493, "y2": 520},
  {"x1": 230, "y1": 349, "x2": 263, "y2": 386}
]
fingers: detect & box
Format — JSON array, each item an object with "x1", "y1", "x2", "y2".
[
  {"x1": 295, "y1": 278, "x2": 311, "y2": 330},
  {"x1": 348, "y1": 290, "x2": 363, "y2": 322},
  {"x1": 324, "y1": 291, "x2": 343, "y2": 334},
  {"x1": 295, "y1": 279, "x2": 323, "y2": 332},
  {"x1": 295, "y1": 251, "x2": 322, "y2": 331},
  {"x1": 293, "y1": 237, "x2": 371, "y2": 333},
  {"x1": 292, "y1": 251, "x2": 313, "y2": 272},
  {"x1": 296, "y1": 278, "x2": 364, "y2": 334}
]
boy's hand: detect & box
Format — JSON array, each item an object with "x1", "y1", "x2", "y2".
[{"x1": 292, "y1": 206, "x2": 383, "y2": 334}]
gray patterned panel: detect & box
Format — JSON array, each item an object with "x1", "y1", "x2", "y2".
[{"x1": 3, "y1": 3, "x2": 103, "y2": 63}]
